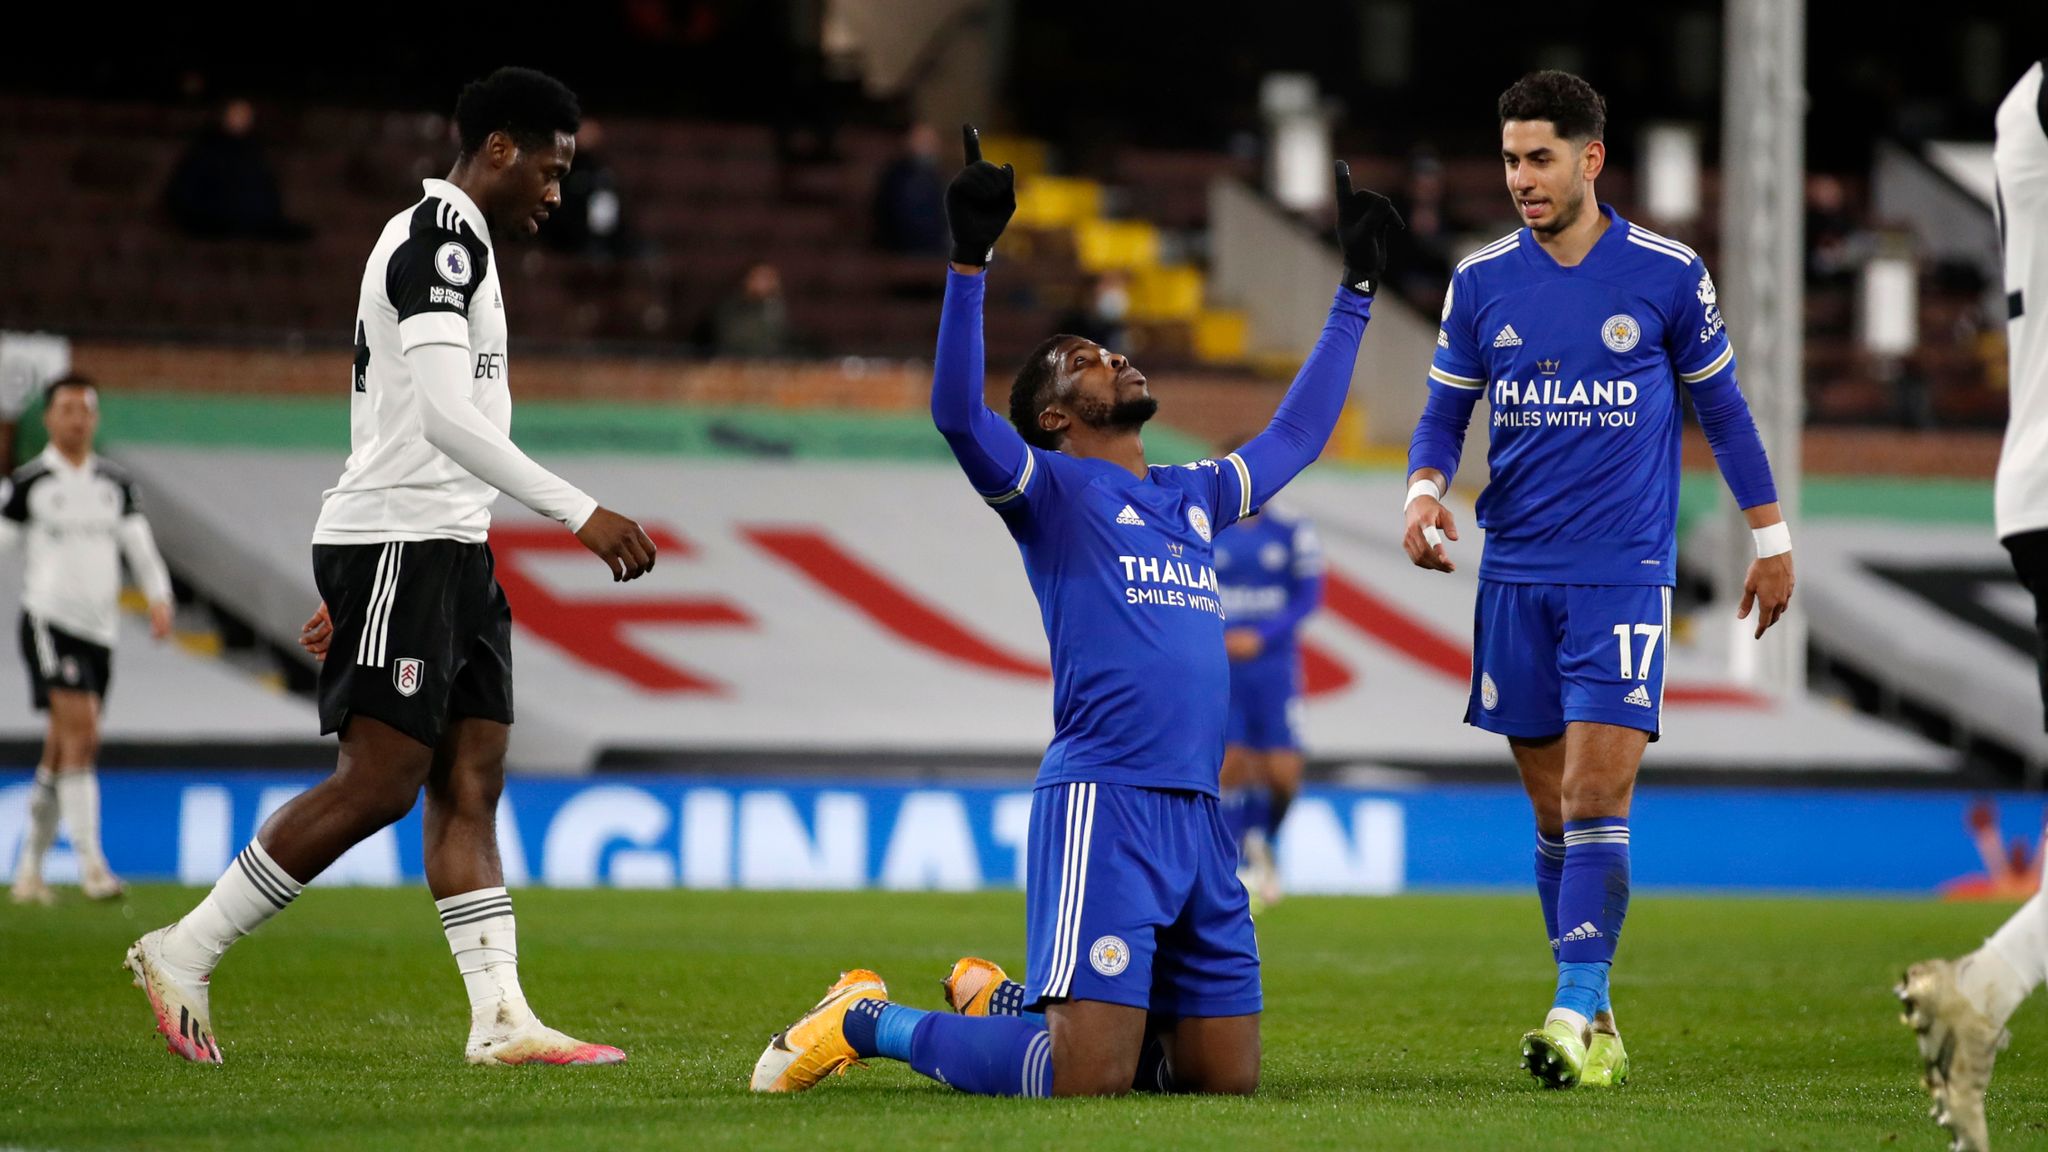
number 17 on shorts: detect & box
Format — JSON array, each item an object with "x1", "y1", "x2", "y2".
[{"x1": 1467, "y1": 582, "x2": 1671, "y2": 739}]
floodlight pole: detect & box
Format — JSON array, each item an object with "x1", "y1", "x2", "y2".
[{"x1": 1719, "y1": 0, "x2": 1807, "y2": 691}]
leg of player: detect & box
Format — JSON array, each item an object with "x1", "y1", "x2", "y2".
[
  {"x1": 125, "y1": 716, "x2": 435, "y2": 1064},
  {"x1": 423, "y1": 717, "x2": 624, "y2": 1066},
  {"x1": 1258, "y1": 748, "x2": 1304, "y2": 905},
  {"x1": 1222, "y1": 748, "x2": 1274, "y2": 909},
  {"x1": 9, "y1": 727, "x2": 61, "y2": 907},
  {"x1": 47, "y1": 689, "x2": 121, "y2": 900},
  {"x1": 1898, "y1": 841, "x2": 2048, "y2": 1152},
  {"x1": 1510, "y1": 735, "x2": 1567, "y2": 964},
  {"x1": 1524, "y1": 722, "x2": 1645, "y2": 1089},
  {"x1": 752, "y1": 968, "x2": 1068, "y2": 1097},
  {"x1": 1161, "y1": 1013, "x2": 1260, "y2": 1095}
]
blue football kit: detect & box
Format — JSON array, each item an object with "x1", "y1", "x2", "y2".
[
  {"x1": 932, "y1": 268, "x2": 1371, "y2": 1016},
  {"x1": 1405, "y1": 203, "x2": 1779, "y2": 1043},
  {"x1": 1408, "y1": 204, "x2": 1776, "y2": 739},
  {"x1": 1215, "y1": 508, "x2": 1323, "y2": 752}
]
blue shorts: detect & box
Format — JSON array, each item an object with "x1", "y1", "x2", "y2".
[
  {"x1": 1466, "y1": 581, "x2": 1671, "y2": 739},
  {"x1": 1225, "y1": 655, "x2": 1302, "y2": 752},
  {"x1": 1023, "y1": 782, "x2": 1262, "y2": 1018}
]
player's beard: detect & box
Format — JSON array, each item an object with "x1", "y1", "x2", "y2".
[
  {"x1": 1530, "y1": 180, "x2": 1586, "y2": 236},
  {"x1": 1072, "y1": 393, "x2": 1160, "y2": 433}
]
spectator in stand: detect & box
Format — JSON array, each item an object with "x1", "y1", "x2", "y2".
[
  {"x1": 1389, "y1": 150, "x2": 1456, "y2": 305},
  {"x1": 1055, "y1": 271, "x2": 1132, "y2": 353},
  {"x1": 163, "y1": 99, "x2": 308, "y2": 241},
  {"x1": 871, "y1": 122, "x2": 948, "y2": 256},
  {"x1": 1804, "y1": 173, "x2": 1867, "y2": 286},
  {"x1": 546, "y1": 117, "x2": 634, "y2": 259},
  {"x1": 711, "y1": 263, "x2": 797, "y2": 357}
]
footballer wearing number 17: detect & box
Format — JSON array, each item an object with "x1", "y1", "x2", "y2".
[{"x1": 1402, "y1": 70, "x2": 1795, "y2": 1090}]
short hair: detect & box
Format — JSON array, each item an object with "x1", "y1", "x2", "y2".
[
  {"x1": 42, "y1": 374, "x2": 94, "y2": 407},
  {"x1": 1009, "y1": 335, "x2": 1076, "y2": 450},
  {"x1": 454, "y1": 67, "x2": 581, "y2": 156},
  {"x1": 1497, "y1": 70, "x2": 1607, "y2": 142}
]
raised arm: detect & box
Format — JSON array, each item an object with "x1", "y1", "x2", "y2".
[
  {"x1": 931, "y1": 126, "x2": 1036, "y2": 506},
  {"x1": 1228, "y1": 163, "x2": 1399, "y2": 515}
]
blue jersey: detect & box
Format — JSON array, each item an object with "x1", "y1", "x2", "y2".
[
  {"x1": 931, "y1": 270, "x2": 1371, "y2": 796},
  {"x1": 999, "y1": 450, "x2": 1249, "y2": 793},
  {"x1": 1214, "y1": 507, "x2": 1322, "y2": 665},
  {"x1": 1425, "y1": 206, "x2": 1738, "y2": 586}
]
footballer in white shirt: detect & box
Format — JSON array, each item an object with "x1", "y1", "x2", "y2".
[
  {"x1": 6, "y1": 376, "x2": 174, "y2": 906},
  {"x1": 124, "y1": 67, "x2": 656, "y2": 1069},
  {"x1": 1898, "y1": 58, "x2": 2048, "y2": 1152}
]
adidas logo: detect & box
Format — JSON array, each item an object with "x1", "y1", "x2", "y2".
[
  {"x1": 1493, "y1": 324, "x2": 1523, "y2": 348},
  {"x1": 1115, "y1": 505, "x2": 1146, "y2": 526},
  {"x1": 1623, "y1": 684, "x2": 1653, "y2": 708},
  {"x1": 1561, "y1": 921, "x2": 1602, "y2": 942}
]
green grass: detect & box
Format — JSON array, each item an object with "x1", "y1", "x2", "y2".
[{"x1": 2, "y1": 888, "x2": 2043, "y2": 1150}]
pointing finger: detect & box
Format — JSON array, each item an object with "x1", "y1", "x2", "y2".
[
  {"x1": 1334, "y1": 159, "x2": 1353, "y2": 201},
  {"x1": 963, "y1": 124, "x2": 983, "y2": 165}
]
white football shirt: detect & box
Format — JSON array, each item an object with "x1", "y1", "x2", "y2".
[{"x1": 1995, "y1": 61, "x2": 2048, "y2": 540}]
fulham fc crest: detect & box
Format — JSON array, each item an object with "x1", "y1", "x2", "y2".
[{"x1": 393, "y1": 658, "x2": 425, "y2": 698}]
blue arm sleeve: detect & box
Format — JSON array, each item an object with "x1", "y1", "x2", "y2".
[
  {"x1": 1406, "y1": 381, "x2": 1482, "y2": 482},
  {"x1": 1688, "y1": 369, "x2": 1778, "y2": 509},
  {"x1": 1252, "y1": 572, "x2": 1323, "y2": 646},
  {"x1": 1228, "y1": 290, "x2": 1372, "y2": 517},
  {"x1": 931, "y1": 268, "x2": 1036, "y2": 508}
]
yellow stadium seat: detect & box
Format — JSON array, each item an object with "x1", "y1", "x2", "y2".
[{"x1": 1192, "y1": 309, "x2": 1249, "y2": 363}]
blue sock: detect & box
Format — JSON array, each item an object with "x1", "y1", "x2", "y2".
[
  {"x1": 1262, "y1": 786, "x2": 1290, "y2": 842},
  {"x1": 1221, "y1": 789, "x2": 1253, "y2": 862},
  {"x1": 845, "y1": 999, "x2": 1053, "y2": 1096},
  {"x1": 1554, "y1": 817, "x2": 1630, "y2": 1018},
  {"x1": 1534, "y1": 830, "x2": 1565, "y2": 962},
  {"x1": 986, "y1": 979, "x2": 1047, "y2": 1028},
  {"x1": 843, "y1": 998, "x2": 923, "y2": 1061},
  {"x1": 1241, "y1": 790, "x2": 1272, "y2": 851},
  {"x1": 1554, "y1": 961, "x2": 1608, "y2": 1020},
  {"x1": 908, "y1": 1013, "x2": 1052, "y2": 1097}
]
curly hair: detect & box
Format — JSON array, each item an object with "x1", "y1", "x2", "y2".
[
  {"x1": 1008, "y1": 334, "x2": 1077, "y2": 450},
  {"x1": 1497, "y1": 70, "x2": 1606, "y2": 142},
  {"x1": 454, "y1": 67, "x2": 581, "y2": 156}
]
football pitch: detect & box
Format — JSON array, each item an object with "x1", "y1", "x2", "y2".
[{"x1": 3, "y1": 887, "x2": 2043, "y2": 1151}]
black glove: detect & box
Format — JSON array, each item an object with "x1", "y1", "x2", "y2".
[
  {"x1": 1334, "y1": 160, "x2": 1403, "y2": 297},
  {"x1": 946, "y1": 125, "x2": 1016, "y2": 267}
]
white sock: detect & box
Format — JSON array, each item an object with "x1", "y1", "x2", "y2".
[
  {"x1": 1544, "y1": 1006, "x2": 1590, "y2": 1041},
  {"x1": 53, "y1": 769, "x2": 107, "y2": 876},
  {"x1": 12, "y1": 766, "x2": 58, "y2": 883},
  {"x1": 437, "y1": 887, "x2": 531, "y2": 1030},
  {"x1": 160, "y1": 840, "x2": 304, "y2": 976},
  {"x1": 1967, "y1": 885, "x2": 2048, "y2": 1028}
]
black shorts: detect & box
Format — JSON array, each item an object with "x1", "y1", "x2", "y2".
[
  {"x1": 19, "y1": 613, "x2": 111, "y2": 709},
  {"x1": 312, "y1": 539, "x2": 514, "y2": 748},
  {"x1": 2007, "y1": 528, "x2": 2048, "y2": 732}
]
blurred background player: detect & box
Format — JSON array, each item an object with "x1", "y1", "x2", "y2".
[
  {"x1": 122, "y1": 67, "x2": 656, "y2": 1067},
  {"x1": 1402, "y1": 70, "x2": 1795, "y2": 1089},
  {"x1": 5, "y1": 376, "x2": 173, "y2": 905},
  {"x1": 1898, "y1": 56, "x2": 2048, "y2": 1152},
  {"x1": 1215, "y1": 500, "x2": 1324, "y2": 909},
  {"x1": 750, "y1": 128, "x2": 1398, "y2": 1099}
]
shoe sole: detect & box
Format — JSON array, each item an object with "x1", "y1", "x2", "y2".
[
  {"x1": 1520, "y1": 1031, "x2": 1581, "y2": 1089},
  {"x1": 473, "y1": 1042, "x2": 627, "y2": 1066},
  {"x1": 1896, "y1": 969, "x2": 1995, "y2": 1151},
  {"x1": 124, "y1": 942, "x2": 222, "y2": 1065}
]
